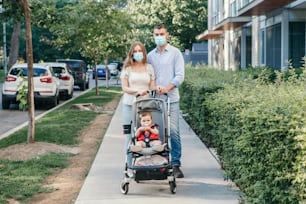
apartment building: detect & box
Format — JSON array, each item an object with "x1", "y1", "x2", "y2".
[{"x1": 197, "y1": 0, "x2": 306, "y2": 71}]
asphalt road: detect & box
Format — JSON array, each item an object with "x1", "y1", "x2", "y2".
[{"x1": 0, "y1": 76, "x2": 120, "y2": 138}]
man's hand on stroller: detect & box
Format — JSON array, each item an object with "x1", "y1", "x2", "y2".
[{"x1": 156, "y1": 84, "x2": 175, "y2": 94}]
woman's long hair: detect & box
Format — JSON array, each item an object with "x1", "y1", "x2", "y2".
[{"x1": 123, "y1": 41, "x2": 147, "y2": 69}]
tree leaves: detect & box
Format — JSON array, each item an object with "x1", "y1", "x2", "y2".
[{"x1": 126, "y1": 0, "x2": 208, "y2": 50}]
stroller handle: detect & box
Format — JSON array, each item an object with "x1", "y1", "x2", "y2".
[{"x1": 136, "y1": 89, "x2": 168, "y2": 98}]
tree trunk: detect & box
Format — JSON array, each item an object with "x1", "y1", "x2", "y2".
[
  {"x1": 22, "y1": 0, "x2": 35, "y2": 143},
  {"x1": 94, "y1": 59, "x2": 99, "y2": 96},
  {"x1": 104, "y1": 59, "x2": 109, "y2": 89},
  {"x1": 8, "y1": 22, "x2": 21, "y2": 68}
]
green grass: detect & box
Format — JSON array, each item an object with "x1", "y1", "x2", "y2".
[
  {"x1": 0, "y1": 153, "x2": 72, "y2": 203},
  {"x1": 0, "y1": 87, "x2": 122, "y2": 203}
]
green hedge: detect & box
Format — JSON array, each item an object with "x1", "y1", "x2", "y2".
[
  {"x1": 180, "y1": 65, "x2": 306, "y2": 203},
  {"x1": 180, "y1": 64, "x2": 266, "y2": 146}
]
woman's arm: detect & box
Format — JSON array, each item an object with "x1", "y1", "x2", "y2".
[
  {"x1": 149, "y1": 79, "x2": 156, "y2": 90},
  {"x1": 121, "y1": 77, "x2": 139, "y2": 95}
]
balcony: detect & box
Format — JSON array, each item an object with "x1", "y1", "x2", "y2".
[
  {"x1": 213, "y1": 16, "x2": 251, "y2": 30},
  {"x1": 196, "y1": 30, "x2": 223, "y2": 40},
  {"x1": 238, "y1": 0, "x2": 296, "y2": 16},
  {"x1": 209, "y1": 1, "x2": 252, "y2": 32}
]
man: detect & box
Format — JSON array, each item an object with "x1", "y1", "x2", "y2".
[{"x1": 147, "y1": 23, "x2": 185, "y2": 178}]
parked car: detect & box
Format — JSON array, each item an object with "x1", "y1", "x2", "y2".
[
  {"x1": 108, "y1": 63, "x2": 118, "y2": 76},
  {"x1": 110, "y1": 60, "x2": 123, "y2": 71},
  {"x1": 43, "y1": 62, "x2": 74, "y2": 100},
  {"x1": 92, "y1": 65, "x2": 110, "y2": 80},
  {"x1": 2, "y1": 63, "x2": 60, "y2": 109},
  {"x1": 56, "y1": 59, "x2": 89, "y2": 90}
]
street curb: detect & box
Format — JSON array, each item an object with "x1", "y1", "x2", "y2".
[{"x1": 0, "y1": 88, "x2": 93, "y2": 141}]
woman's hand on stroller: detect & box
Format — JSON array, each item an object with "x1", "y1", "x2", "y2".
[
  {"x1": 135, "y1": 88, "x2": 167, "y2": 98},
  {"x1": 136, "y1": 90, "x2": 149, "y2": 98}
]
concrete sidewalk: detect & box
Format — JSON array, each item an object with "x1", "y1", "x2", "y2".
[{"x1": 75, "y1": 101, "x2": 240, "y2": 204}]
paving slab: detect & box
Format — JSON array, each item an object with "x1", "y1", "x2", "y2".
[{"x1": 75, "y1": 100, "x2": 240, "y2": 204}]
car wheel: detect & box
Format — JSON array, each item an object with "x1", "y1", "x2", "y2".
[
  {"x1": 2, "y1": 98, "x2": 10, "y2": 109},
  {"x1": 68, "y1": 89, "x2": 73, "y2": 99},
  {"x1": 49, "y1": 94, "x2": 59, "y2": 108},
  {"x1": 80, "y1": 82, "x2": 86, "y2": 91},
  {"x1": 57, "y1": 93, "x2": 60, "y2": 104}
]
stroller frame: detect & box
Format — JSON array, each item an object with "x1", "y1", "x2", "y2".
[{"x1": 120, "y1": 90, "x2": 176, "y2": 194}]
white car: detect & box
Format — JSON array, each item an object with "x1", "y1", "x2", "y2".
[
  {"x1": 108, "y1": 63, "x2": 119, "y2": 76},
  {"x1": 43, "y1": 62, "x2": 74, "y2": 100},
  {"x1": 2, "y1": 63, "x2": 60, "y2": 109}
]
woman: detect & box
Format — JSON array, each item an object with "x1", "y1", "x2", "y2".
[{"x1": 120, "y1": 42, "x2": 156, "y2": 154}]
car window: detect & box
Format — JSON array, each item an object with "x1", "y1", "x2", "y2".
[
  {"x1": 52, "y1": 66, "x2": 66, "y2": 74},
  {"x1": 10, "y1": 67, "x2": 25, "y2": 76},
  {"x1": 66, "y1": 65, "x2": 73, "y2": 74},
  {"x1": 56, "y1": 60, "x2": 88, "y2": 73},
  {"x1": 81, "y1": 62, "x2": 87, "y2": 72},
  {"x1": 59, "y1": 61, "x2": 80, "y2": 70},
  {"x1": 10, "y1": 67, "x2": 48, "y2": 77},
  {"x1": 34, "y1": 68, "x2": 49, "y2": 77},
  {"x1": 96, "y1": 65, "x2": 106, "y2": 69},
  {"x1": 69, "y1": 62, "x2": 80, "y2": 69}
]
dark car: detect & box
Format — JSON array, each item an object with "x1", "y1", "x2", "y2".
[
  {"x1": 56, "y1": 59, "x2": 89, "y2": 90},
  {"x1": 92, "y1": 65, "x2": 110, "y2": 80}
]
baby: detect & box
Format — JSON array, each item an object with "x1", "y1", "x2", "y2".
[{"x1": 130, "y1": 111, "x2": 164, "y2": 152}]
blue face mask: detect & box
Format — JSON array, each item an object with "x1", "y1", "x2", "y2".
[
  {"x1": 154, "y1": 36, "x2": 167, "y2": 47},
  {"x1": 133, "y1": 52, "x2": 144, "y2": 62}
]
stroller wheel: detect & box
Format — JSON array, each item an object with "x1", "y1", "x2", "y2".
[
  {"x1": 169, "y1": 181, "x2": 176, "y2": 194},
  {"x1": 120, "y1": 181, "x2": 129, "y2": 194}
]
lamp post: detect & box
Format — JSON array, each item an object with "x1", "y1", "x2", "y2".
[
  {"x1": 0, "y1": 0, "x2": 7, "y2": 75},
  {"x1": 3, "y1": 22, "x2": 7, "y2": 75}
]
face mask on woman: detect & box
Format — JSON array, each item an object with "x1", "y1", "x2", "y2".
[
  {"x1": 133, "y1": 52, "x2": 144, "y2": 62},
  {"x1": 154, "y1": 36, "x2": 167, "y2": 47}
]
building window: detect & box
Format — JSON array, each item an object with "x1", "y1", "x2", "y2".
[
  {"x1": 289, "y1": 22, "x2": 305, "y2": 68},
  {"x1": 260, "y1": 30, "x2": 265, "y2": 65},
  {"x1": 266, "y1": 23, "x2": 281, "y2": 70}
]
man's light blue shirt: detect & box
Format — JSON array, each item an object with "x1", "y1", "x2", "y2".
[{"x1": 148, "y1": 44, "x2": 185, "y2": 103}]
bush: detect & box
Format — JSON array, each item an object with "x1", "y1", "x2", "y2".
[{"x1": 180, "y1": 65, "x2": 306, "y2": 203}]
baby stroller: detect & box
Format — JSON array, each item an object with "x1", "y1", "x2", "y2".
[{"x1": 120, "y1": 90, "x2": 176, "y2": 194}]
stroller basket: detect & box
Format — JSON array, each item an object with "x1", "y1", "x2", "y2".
[{"x1": 135, "y1": 167, "x2": 169, "y2": 181}]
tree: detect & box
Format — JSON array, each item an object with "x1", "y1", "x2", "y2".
[
  {"x1": 8, "y1": 22, "x2": 21, "y2": 68},
  {"x1": 46, "y1": 0, "x2": 131, "y2": 94},
  {"x1": 127, "y1": 0, "x2": 208, "y2": 51},
  {"x1": 20, "y1": 0, "x2": 35, "y2": 143},
  {"x1": 78, "y1": 2, "x2": 131, "y2": 93},
  {"x1": 0, "y1": 0, "x2": 24, "y2": 68}
]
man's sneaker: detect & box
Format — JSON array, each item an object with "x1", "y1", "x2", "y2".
[
  {"x1": 130, "y1": 145, "x2": 142, "y2": 152},
  {"x1": 173, "y1": 166, "x2": 184, "y2": 178}
]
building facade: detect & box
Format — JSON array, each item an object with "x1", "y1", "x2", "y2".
[
  {"x1": 198, "y1": 0, "x2": 306, "y2": 71},
  {"x1": 183, "y1": 43, "x2": 208, "y2": 66}
]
